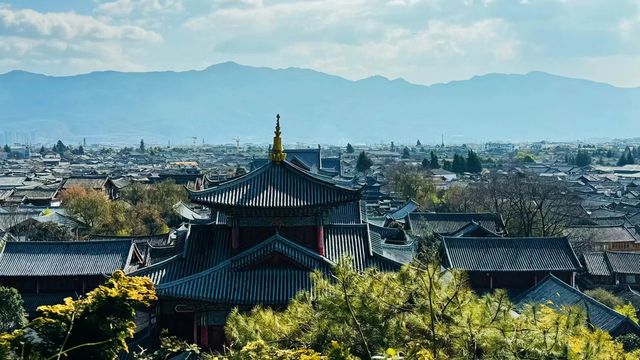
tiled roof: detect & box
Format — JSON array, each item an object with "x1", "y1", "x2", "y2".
[
  {"x1": 189, "y1": 161, "x2": 361, "y2": 209},
  {"x1": 605, "y1": 251, "x2": 640, "y2": 275},
  {"x1": 386, "y1": 199, "x2": 419, "y2": 220},
  {"x1": 442, "y1": 237, "x2": 581, "y2": 272},
  {"x1": 564, "y1": 225, "x2": 638, "y2": 243},
  {"x1": 62, "y1": 177, "x2": 108, "y2": 190},
  {"x1": 582, "y1": 252, "x2": 611, "y2": 276},
  {"x1": 0, "y1": 240, "x2": 135, "y2": 276},
  {"x1": 327, "y1": 201, "x2": 365, "y2": 225},
  {"x1": 408, "y1": 212, "x2": 505, "y2": 236},
  {"x1": 156, "y1": 234, "x2": 333, "y2": 305},
  {"x1": 514, "y1": 275, "x2": 640, "y2": 336}
]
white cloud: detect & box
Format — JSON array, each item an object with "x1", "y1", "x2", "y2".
[
  {"x1": 0, "y1": 4, "x2": 160, "y2": 74},
  {"x1": 96, "y1": 0, "x2": 184, "y2": 17},
  {"x1": 0, "y1": 5, "x2": 161, "y2": 41}
]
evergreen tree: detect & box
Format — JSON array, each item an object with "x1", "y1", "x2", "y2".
[
  {"x1": 451, "y1": 154, "x2": 466, "y2": 173},
  {"x1": 390, "y1": 141, "x2": 395, "y2": 152},
  {"x1": 422, "y1": 158, "x2": 430, "y2": 169},
  {"x1": 402, "y1": 147, "x2": 410, "y2": 159},
  {"x1": 626, "y1": 151, "x2": 635, "y2": 165},
  {"x1": 53, "y1": 140, "x2": 66, "y2": 154},
  {"x1": 617, "y1": 153, "x2": 627, "y2": 166},
  {"x1": 346, "y1": 143, "x2": 355, "y2": 153},
  {"x1": 140, "y1": 139, "x2": 145, "y2": 153},
  {"x1": 430, "y1": 152, "x2": 440, "y2": 169},
  {"x1": 355, "y1": 151, "x2": 373, "y2": 173},
  {"x1": 3, "y1": 144, "x2": 9, "y2": 153},
  {"x1": 606, "y1": 149, "x2": 614, "y2": 158},
  {"x1": 466, "y1": 150, "x2": 482, "y2": 173},
  {"x1": 442, "y1": 160, "x2": 452, "y2": 171},
  {"x1": 575, "y1": 150, "x2": 592, "y2": 167},
  {"x1": 39, "y1": 145, "x2": 45, "y2": 154},
  {"x1": 416, "y1": 139, "x2": 421, "y2": 146},
  {"x1": 77, "y1": 145, "x2": 84, "y2": 155}
]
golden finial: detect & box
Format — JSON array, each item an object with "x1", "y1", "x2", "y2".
[{"x1": 269, "y1": 114, "x2": 287, "y2": 162}]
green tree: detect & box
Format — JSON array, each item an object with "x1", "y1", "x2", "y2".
[
  {"x1": 451, "y1": 154, "x2": 466, "y2": 173},
  {"x1": 421, "y1": 158, "x2": 430, "y2": 169},
  {"x1": 225, "y1": 260, "x2": 640, "y2": 360},
  {"x1": 390, "y1": 141, "x2": 395, "y2": 152},
  {"x1": 401, "y1": 147, "x2": 410, "y2": 159},
  {"x1": 39, "y1": 145, "x2": 46, "y2": 154},
  {"x1": 0, "y1": 287, "x2": 27, "y2": 333},
  {"x1": 355, "y1": 151, "x2": 373, "y2": 173},
  {"x1": 346, "y1": 143, "x2": 355, "y2": 153},
  {"x1": 9, "y1": 221, "x2": 72, "y2": 242},
  {"x1": 416, "y1": 139, "x2": 421, "y2": 146},
  {"x1": 585, "y1": 288, "x2": 624, "y2": 308},
  {"x1": 139, "y1": 139, "x2": 145, "y2": 153},
  {"x1": 0, "y1": 271, "x2": 157, "y2": 360},
  {"x1": 430, "y1": 152, "x2": 440, "y2": 169},
  {"x1": 53, "y1": 140, "x2": 67, "y2": 154},
  {"x1": 3, "y1": 144, "x2": 10, "y2": 153},
  {"x1": 466, "y1": 149, "x2": 482, "y2": 173},
  {"x1": 575, "y1": 150, "x2": 592, "y2": 167},
  {"x1": 61, "y1": 186, "x2": 110, "y2": 230},
  {"x1": 386, "y1": 163, "x2": 441, "y2": 209}
]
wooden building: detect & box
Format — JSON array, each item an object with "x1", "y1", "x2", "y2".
[
  {"x1": 132, "y1": 116, "x2": 403, "y2": 348},
  {"x1": 442, "y1": 236, "x2": 582, "y2": 290}
]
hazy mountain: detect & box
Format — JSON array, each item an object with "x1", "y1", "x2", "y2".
[{"x1": 1, "y1": 62, "x2": 639, "y2": 145}]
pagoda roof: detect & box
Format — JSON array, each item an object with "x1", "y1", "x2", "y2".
[{"x1": 189, "y1": 160, "x2": 361, "y2": 209}]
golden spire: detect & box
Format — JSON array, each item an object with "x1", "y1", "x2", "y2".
[{"x1": 269, "y1": 114, "x2": 287, "y2": 162}]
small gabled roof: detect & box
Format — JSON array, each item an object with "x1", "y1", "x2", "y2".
[
  {"x1": 442, "y1": 237, "x2": 581, "y2": 272},
  {"x1": 386, "y1": 199, "x2": 419, "y2": 221},
  {"x1": 62, "y1": 176, "x2": 109, "y2": 190},
  {"x1": 408, "y1": 212, "x2": 506, "y2": 235},
  {"x1": 605, "y1": 251, "x2": 640, "y2": 275},
  {"x1": 0, "y1": 239, "x2": 135, "y2": 276},
  {"x1": 156, "y1": 234, "x2": 333, "y2": 304},
  {"x1": 582, "y1": 252, "x2": 611, "y2": 276},
  {"x1": 189, "y1": 160, "x2": 361, "y2": 209},
  {"x1": 514, "y1": 275, "x2": 640, "y2": 337}
]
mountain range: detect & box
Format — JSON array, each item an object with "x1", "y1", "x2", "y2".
[{"x1": 1, "y1": 62, "x2": 639, "y2": 145}]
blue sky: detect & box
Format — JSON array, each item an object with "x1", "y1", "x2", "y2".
[{"x1": 0, "y1": 0, "x2": 639, "y2": 86}]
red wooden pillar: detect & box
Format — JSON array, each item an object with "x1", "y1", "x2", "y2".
[
  {"x1": 317, "y1": 224, "x2": 325, "y2": 256},
  {"x1": 200, "y1": 325, "x2": 209, "y2": 348},
  {"x1": 193, "y1": 313, "x2": 198, "y2": 344},
  {"x1": 231, "y1": 220, "x2": 239, "y2": 255}
]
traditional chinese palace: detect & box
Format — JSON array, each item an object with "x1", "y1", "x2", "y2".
[{"x1": 133, "y1": 115, "x2": 405, "y2": 347}]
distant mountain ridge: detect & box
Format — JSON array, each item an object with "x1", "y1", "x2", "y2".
[{"x1": 1, "y1": 62, "x2": 638, "y2": 145}]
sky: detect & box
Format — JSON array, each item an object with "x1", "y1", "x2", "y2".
[{"x1": 0, "y1": 0, "x2": 639, "y2": 87}]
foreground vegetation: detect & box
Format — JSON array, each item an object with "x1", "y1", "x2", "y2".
[{"x1": 1, "y1": 262, "x2": 639, "y2": 359}]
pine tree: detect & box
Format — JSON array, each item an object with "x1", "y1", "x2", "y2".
[
  {"x1": 416, "y1": 139, "x2": 421, "y2": 146},
  {"x1": 77, "y1": 145, "x2": 84, "y2": 155},
  {"x1": 390, "y1": 141, "x2": 395, "y2": 152},
  {"x1": 430, "y1": 152, "x2": 440, "y2": 169},
  {"x1": 466, "y1": 150, "x2": 482, "y2": 173},
  {"x1": 626, "y1": 151, "x2": 635, "y2": 165},
  {"x1": 422, "y1": 158, "x2": 430, "y2": 169},
  {"x1": 442, "y1": 160, "x2": 452, "y2": 171},
  {"x1": 3, "y1": 144, "x2": 10, "y2": 153},
  {"x1": 346, "y1": 143, "x2": 355, "y2": 153},
  {"x1": 617, "y1": 153, "x2": 627, "y2": 166},
  {"x1": 451, "y1": 154, "x2": 466, "y2": 173},
  {"x1": 356, "y1": 151, "x2": 373, "y2": 173},
  {"x1": 140, "y1": 139, "x2": 145, "y2": 153},
  {"x1": 39, "y1": 145, "x2": 45, "y2": 154},
  {"x1": 402, "y1": 147, "x2": 410, "y2": 159},
  {"x1": 575, "y1": 150, "x2": 592, "y2": 167}
]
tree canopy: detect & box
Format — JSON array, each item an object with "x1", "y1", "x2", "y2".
[
  {"x1": 225, "y1": 259, "x2": 640, "y2": 359},
  {"x1": 0, "y1": 287, "x2": 27, "y2": 333},
  {"x1": 355, "y1": 151, "x2": 373, "y2": 173},
  {"x1": 346, "y1": 143, "x2": 354, "y2": 153}
]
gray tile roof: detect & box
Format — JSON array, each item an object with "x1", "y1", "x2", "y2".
[
  {"x1": 156, "y1": 234, "x2": 333, "y2": 305},
  {"x1": 442, "y1": 237, "x2": 582, "y2": 272},
  {"x1": 408, "y1": 212, "x2": 505, "y2": 236},
  {"x1": 62, "y1": 177, "x2": 108, "y2": 190},
  {"x1": 189, "y1": 161, "x2": 361, "y2": 209},
  {"x1": 514, "y1": 275, "x2": 640, "y2": 336},
  {"x1": 582, "y1": 252, "x2": 611, "y2": 276},
  {"x1": 0, "y1": 240, "x2": 135, "y2": 276},
  {"x1": 606, "y1": 251, "x2": 640, "y2": 275}
]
